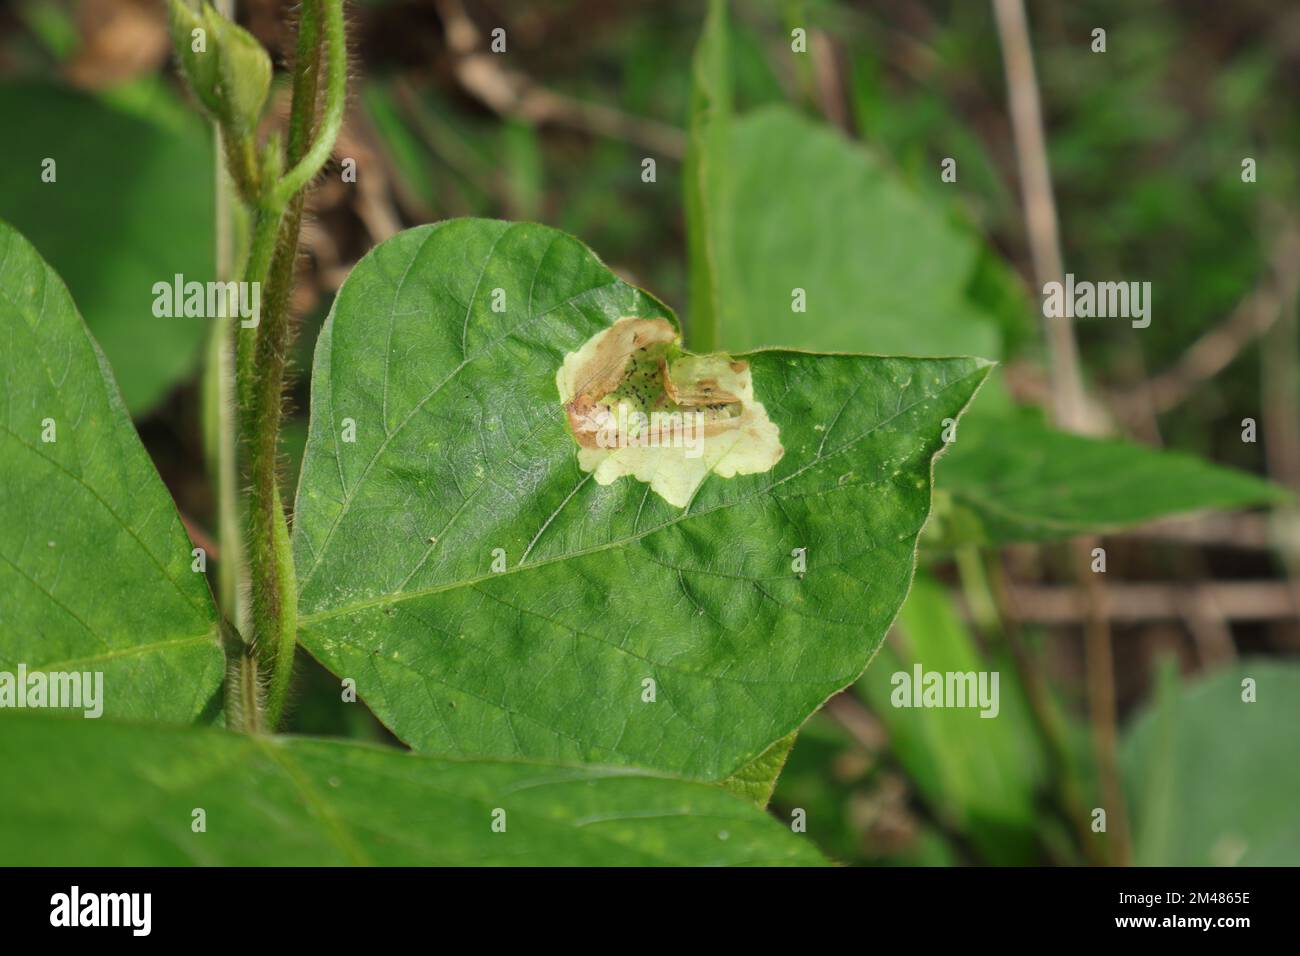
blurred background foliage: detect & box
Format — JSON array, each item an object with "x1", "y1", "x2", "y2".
[{"x1": 0, "y1": 0, "x2": 1296, "y2": 866}]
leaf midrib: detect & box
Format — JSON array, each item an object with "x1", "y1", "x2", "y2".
[{"x1": 28, "y1": 630, "x2": 219, "y2": 671}]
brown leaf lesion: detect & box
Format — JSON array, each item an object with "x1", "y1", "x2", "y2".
[
  {"x1": 562, "y1": 317, "x2": 751, "y2": 448},
  {"x1": 564, "y1": 318, "x2": 675, "y2": 448},
  {"x1": 661, "y1": 357, "x2": 744, "y2": 409},
  {"x1": 555, "y1": 317, "x2": 784, "y2": 507}
]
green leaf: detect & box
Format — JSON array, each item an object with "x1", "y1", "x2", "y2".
[
  {"x1": 684, "y1": 0, "x2": 733, "y2": 351},
  {"x1": 0, "y1": 83, "x2": 215, "y2": 415},
  {"x1": 689, "y1": 100, "x2": 1279, "y2": 543},
  {"x1": 714, "y1": 105, "x2": 1012, "y2": 359},
  {"x1": 1122, "y1": 659, "x2": 1300, "y2": 866},
  {"x1": 0, "y1": 220, "x2": 223, "y2": 722},
  {"x1": 931, "y1": 411, "x2": 1287, "y2": 545},
  {"x1": 691, "y1": 103, "x2": 1279, "y2": 545},
  {"x1": 0, "y1": 713, "x2": 825, "y2": 866},
  {"x1": 720, "y1": 731, "x2": 797, "y2": 808},
  {"x1": 292, "y1": 218, "x2": 991, "y2": 781}
]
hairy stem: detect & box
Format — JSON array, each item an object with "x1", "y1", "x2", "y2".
[
  {"x1": 236, "y1": 207, "x2": 281, "y2": 409},
  {"x1": 222, "y1": 131, "x2": 261, "y2": 206},
  {"x1": 268, "y1": 0, "x2": 347, "y2": 210},
  {"x1": 236, "y1": 0, "x2": 346, "y2": 730},
  {"x1": 220, "y1": 184, "x2": 280, "y2": 733},
  {"x1": 249, "y1": 0, "x2": 326, "y2": 727}
]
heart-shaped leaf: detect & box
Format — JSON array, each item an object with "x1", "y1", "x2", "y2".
[
  {"x1": 293, "y1": 219, "x2": 991, "y2": 780},
  {"x1": 0, "y1": 220, "x2": 223, "y2": 723},
  {"x1": 0, "y1": 713, "x2": 824, "y2": 866}
]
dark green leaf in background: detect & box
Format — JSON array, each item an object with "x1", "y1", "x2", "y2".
[
  {"x1": 0, "y1": 82, "x2": 215, "y2": 415},
  {"x1": 695, "y1": 102, "x2": 1281, "y2": 544},
  {"x1": 932, "y1": 411, "x2": 1287, "y2": 545},
  {"x1": 719, "y1": 105, "x2": 1012, "y2": 359},
  {"x1": 1122, "y1": 659, "x2": 1300, "y2": 867}
]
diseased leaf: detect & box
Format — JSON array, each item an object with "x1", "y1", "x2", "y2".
[
  {"x1": 292, "y1": 219, "x2": 991, "y2": 781},
  {"x1": 720, "y1": 731, "x2": 797, "y2": 808},
  {"x1": 931, "y1": 412, "x2": 1287, "y2": 545},
  {"x1": 0, "y1": 220, "x2": 223, "y2": 723},
  {"x1": 557, "y1": 316, "x2": 785, "y2": 508},
  {"x1": 0, "y1": 713, "x2": 825, "y2": 866},
  {"x1": 0, "y1": 83, "x2": 215, "y2": 415},
  {"x1": 1122, "y1": 660, "x2": 1300, "y2": 866}
]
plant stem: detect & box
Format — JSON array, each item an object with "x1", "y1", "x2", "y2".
[
  {"x1": 222, "y1": 131, "x2": 261, "y2": 205},
  {"x1": 236, "y1": 0, "x2": 346, "y2": 730},
  {"x1": 268, "y1": 0, "x2": 347, "y2": 210},
  {"x1": 284, "y1": 0, "x2": 324, "y2": 164},
  {"x1": 204, "y1": 0, "x2": 253, "y2": 730},
  {"x1": 212, "y1": 319, "x2": 245, "y2": 628},
  {"x1": 236, "y1": 207, "x2": 281, "y2": 408},
  {"x1": 250, "y1": 0, "x2": 325, "y2": 727},
  {"x1": 262, "y1": 0, "x2": 324, "y2": 356},
  {"x1": 684, "y1": 0, "x2": 729, "y2": 354}
]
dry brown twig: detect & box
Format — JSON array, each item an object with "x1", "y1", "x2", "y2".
[
  {"x1": 433, "y1": 0, "x2": 687, "y2": 159},
  {"x1": 981, "y1": 579, "x2": 1300, "y2": 625},
  {"x1": 1120, "y1": 512, "x2": 1274, "y2": 549},
  {"x1": 811, "y1": 29, "x2": 851, "y2": 133},
  {"x1": 992, "y1": 0, "x2": 1095, "y2": 433},
  {"x1": 1112, "y1": 220, "x2": 1300, "y2": 420},
  {"x1": 825, "y1": 692, "x2": 889, "y2": 752},
  {"x1": 992, "y1": 0, "x2": 1130, "y2": 865}
]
